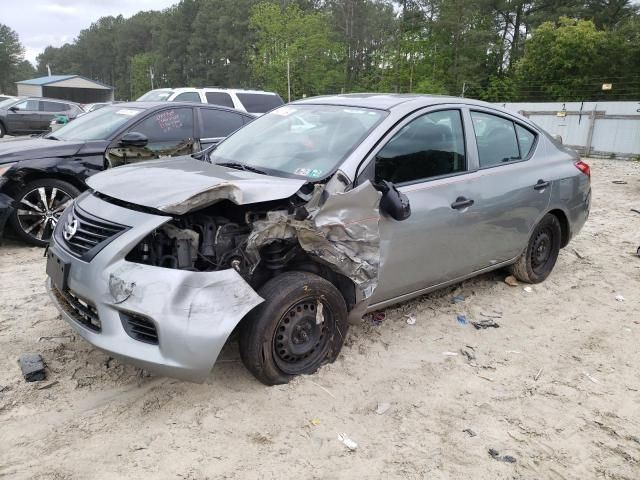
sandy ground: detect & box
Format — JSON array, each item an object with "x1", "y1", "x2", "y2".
[{"x1": 0, "y1": 159, "x2": 639, "y2": 480}]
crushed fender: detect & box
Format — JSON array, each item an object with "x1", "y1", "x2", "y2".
[{"x1": 246, "y1": 181, "x2": 382, "y2": 299}]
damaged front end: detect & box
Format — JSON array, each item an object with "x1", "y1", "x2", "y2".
[{"x1": 47, "y1": 169, "x2": 382, "y2": 382}]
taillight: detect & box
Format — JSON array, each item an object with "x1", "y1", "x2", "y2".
[{"x1": 575, "y1": 160, "x2": 591, "y2": 178}]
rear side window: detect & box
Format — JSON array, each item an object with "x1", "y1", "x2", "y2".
[
  {"x1": 199, "y1": 108, "x2": 244, "y2": 138},
  {"x1": 471, "y1": 111, "x2": 523, "y2": 168},
  {"x1": 40, "y1": 101, "x2": 67, "y2": 112},
  {"x1": 132, "y1": 108, "x2": 194, "y2": 141},
  {"x1": 235, "y1": 93, "x2": 284, "y2": 113},
  {"x1": 516, "y1": 124, "x2": 536, "y2": 157},
  {"x1": 375, "y1": 109, "x2": 466, "y2": 184},
  {"x1": 205, "y1": 92, "x2": 234, "y2": 108},
  {"x1": 173, "y1": 92, "x2": 201, "y2": 103}
]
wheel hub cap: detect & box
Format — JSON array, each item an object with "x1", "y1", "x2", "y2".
[{"x1": 16, "y1": 186, "x2": 72, "y2": 242}]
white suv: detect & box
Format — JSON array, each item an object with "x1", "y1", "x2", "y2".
[{"x1": 137, "y1": 88, "x2": 284, "y2": 115}]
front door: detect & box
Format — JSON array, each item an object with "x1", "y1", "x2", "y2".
[
  {"x1": 105, "y1": 107, "x2": 197, "y2": 168},
  {"x1": 5, "y1": 99, "x2": 40, "y2": 133},
  {"x1": 364, "y1": 108, "x2": 480, "y2": 304}
]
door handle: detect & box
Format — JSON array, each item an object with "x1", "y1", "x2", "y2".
[
  {"x1": 534, "y1": 179, "x2": 551, "y2": 190},
  {"x1": 451, "y1": 196, "x2": 474, "y2": 210}
]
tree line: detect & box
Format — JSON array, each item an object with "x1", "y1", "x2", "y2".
[{"x1": 1, "y1": 0, "x2": 639, "y2": 102}]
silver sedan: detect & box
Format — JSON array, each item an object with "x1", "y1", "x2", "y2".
[{"x1": 46, "y1": 94, "x2": 591, "y2": 384}]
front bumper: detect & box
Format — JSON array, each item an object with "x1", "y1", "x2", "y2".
[
  {"x1": 0, "y1": 193, "x2": 15, "y2": 242},
  {"x1": 46, "y1": 193, "x2": 263, "y2": 382}
]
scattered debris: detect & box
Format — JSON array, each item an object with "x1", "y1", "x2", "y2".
[
  {"x1": 504, "y1": 275, "x2": 519, "y2": 287},
  {"x1": 310, "y1": 418, "x2": 321, "y2": 426},
  {"x1": 375, "y1": 402, "x2": 391, "y2": 415},
  {"x1": 18, "y1": 354, "x2": 46, "y2": 382},
  {"x1": 315, "y1": 301, "x2": 324, "y2": 325},
  {"x1": 405, "y1": 315, "x2": 416, "y2": 325},
  {"x1": 456, "y1": 314, "x2": 467, "y2": 325},
  {"x1": 249, "y1": 432, "x2": 274, "y2": 444},
  {"x1": 37, "y1": 380, "x2": 59, "y2": 390},
  {"x1": 480, "y1": 311, "x2": 502, "y2": 318},
  {"x1": 463, "y1": 428, "x2": 477, "y2": 437},
  {"x1": 460, "y1": 346, "x2": 476, "y2": 362},
  {"x1": 534, "y1": 368, "x2": 544, "y2": 381},
  {"x1": 338, "y1": 433, "x2": 358, "y2": 451},
  {"x1": 505, "y1": 350, "x2": 522, "y2": 354},
  {"x1": 442, "y1": 351, "x2": 459, "y2": 356},
  {"x1": 476, "y1": 374, "x2": 495, "y2": 382},
  {"x1": 368, "y1": 311, "x2": 386, "y2": 325},
  {"x1": 523, "y1": 286, "x2": 533, "y2": 293},
  {"x1": 584, "y1": 372, "x2": 599, "y2": 384},
  {"x1": 628, "y1": 435, "x2": 640, "y2": 445},
  {"x1": 451, "y1": 295, "x2": 465, "y2": 304},
  {"x1": 615, "y1": 294, "x2": 625, "y2": 302},
  {"x1": 488, "y1": 448, "x2": 517, "y2": 463},
  {"x1": 471, "y1": 319, "x2": 500, "y2": 330},
  {"x1": 631, "y1": 208, "x2": 640, "y2": 215},
  {"x1": 572, "y1": 248, "x2": 586, "y2": 259},
  {"x1": 38, "y1": 335, "x2": 75, "y2": 342},
  {"x1": 612, "y1": 180, "x2": 628, "y2": 185}
]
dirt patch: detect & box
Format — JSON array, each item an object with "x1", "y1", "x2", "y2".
[{"x1": 1, "y1": 159, "x2": 639, "y2": 479}]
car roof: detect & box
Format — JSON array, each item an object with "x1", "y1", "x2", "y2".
[
  {"x1": 293, "y1": 93, "x2": 504, "y2": 111},
  {"x1": 166, "y1": 87, "x2": 279, "y2": 95},
  {"x1": 24, "y1": 96, "x2": 82, "y2": 106},
  {"x1": 108, "y1": 101, "x2": 256, "y2": 116}
]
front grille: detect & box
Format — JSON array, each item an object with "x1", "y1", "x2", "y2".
[
  {"x1": 121, "y1": 313, "x2": 159, "y2": 345},
  {"x1": 59, "y1": 205, "x2": 127, "y2": 260},
  {"x1": 53, "y1": 286, "x2": 101, "y2": 332}
]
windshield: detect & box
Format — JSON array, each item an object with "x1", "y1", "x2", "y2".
[
  {"x1": 210, "y1": 104, "x2": 387, "y2": 179},
  {"x1": 48, "y1": 106, "x2": 144, "y2": 141},
  {"x1": 137, "y1": 89, "x2": 174, "y2": 101}
]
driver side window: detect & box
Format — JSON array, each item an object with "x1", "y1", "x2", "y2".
[
  {"x1": 13, "y1": 100, "x2": 39, "y2": 111},
  {"x1": 375, "y1": 110, "x2": 466, "y2": 184}
]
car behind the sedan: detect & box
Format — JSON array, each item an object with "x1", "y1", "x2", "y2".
[{"x1": 45, "y1": 94, "x2": 591, "y2": 385}]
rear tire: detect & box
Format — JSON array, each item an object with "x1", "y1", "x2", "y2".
[
  {"x1": 239, "y1": 271, "x2": 348, "y2": 385},
  {"x1": 509, "y1": 213, "x2": 562, "y2": 283},
  {"x1": 0, "y1": 122, "x2": 5, "y2": 138},
  {"x1": 10, "y1": 178, "x2": 80, "y2": 247}
]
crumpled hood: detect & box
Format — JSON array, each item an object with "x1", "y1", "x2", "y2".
[
  {"x1": 86, "y1": 157, "x2": 307, "y2": 215},
  {"x1": 0, "y1": 138, "x2": 84, "y2": 164}
]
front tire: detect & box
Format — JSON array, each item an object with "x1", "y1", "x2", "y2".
[
  {"x1": 239, "y1": 271, "x2": 348, "y2": 385},
  {"x1": 10, "y1": 179, "x2": 80, "y2": 247},
  {"x1": 509, "y1": 213, "x2": 562, "y2": 283},
  {"x1": 0, "y1": 122, "x2": 5, "y2": 138}
]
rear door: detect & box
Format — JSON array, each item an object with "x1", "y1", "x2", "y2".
[
  {"x1": 105, "y1": 107, "x2": 196, "y2": 168},
  {"x1": 460, "y1": 109, "x2": 551, "y2": 268},
  {"x1": 197, "y1": 107, "x2": 246, "y2": 149},
  {"x1": 5, "y1": 99, "x2": 40, "y2": 133},
  {"x1": 39, "y1": 100, "x2": 69, "y2": 130}
]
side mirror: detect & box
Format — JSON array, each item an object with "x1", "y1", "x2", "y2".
[
  {"x1": 119, "y1": 132, "x2": 148, "y2": 148},
  {"x1": 378, "y1": 180, "x2": 411, "y2": 221},
  {"x1": 8, "y1": 106, "x2": 18, "y2": 112},
  {"x1": 552, "y1": 134, "x2": 563, "y2": 144}
]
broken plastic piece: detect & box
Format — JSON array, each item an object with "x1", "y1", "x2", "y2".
[
  {"x1": 471, "y1": 319, "x2": 500, "y2": 330},
  {"x1": 451, "y1": 295, "x2": 465, "y2": 304},
  {"x1": 457, "y1": 314, "x2": 467, "y2": 325},
  {"x1": 18, "y1": 353, "x2": 46, "y2": 382},
  {"x1": 338, "y1": 433, "x2": 358, "y2": 451}
]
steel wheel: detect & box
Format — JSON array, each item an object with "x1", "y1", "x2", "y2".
[
  {"x1": 272, "y1": 299, "x2": 333, "y2": 375},
  {"x1": 530, "y1": 227, "x2": 553, "y2": 275},
  {"x1": 15, "y1": 184, "x2": 74, "y2": 245}
]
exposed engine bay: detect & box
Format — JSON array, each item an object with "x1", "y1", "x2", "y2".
[{"x1": 125, "y1": 194, "x2": 311, "y2": 283}]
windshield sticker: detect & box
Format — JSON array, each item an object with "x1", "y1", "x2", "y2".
[
  {"x1": 274, "y1": 107, "x2": 296, "y2": 116},
  {"x1": 156, "y1": 110, "x2": 183, "y2": 132},
  {"x1": 117, "y1": 109, "x2": 141, "y2": 116},
  {"x1": 294, "y1": 168, "x2": 322, "y2": 178}
]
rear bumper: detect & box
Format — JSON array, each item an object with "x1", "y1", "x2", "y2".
[
  {"x1": 46, "y1": 193, "x2": 263, "y2": 382},
  {"x1": 0, "y1": 193, "x2": 14, "y2": 242}
]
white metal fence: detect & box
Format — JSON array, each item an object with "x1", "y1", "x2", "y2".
[{"x1": 498, "y1": 101, "x2": 640, "y2": 159}]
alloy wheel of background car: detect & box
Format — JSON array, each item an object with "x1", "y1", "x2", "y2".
[
  {"x1": 239, "y1": 271, "x2": 348, "y2": 385},
  {"x1": 509, "y1": 213, "x2": 562, "y2": 283},
  {"x1": 11, "y1": 179, "x2": 80, "y2": 247}
]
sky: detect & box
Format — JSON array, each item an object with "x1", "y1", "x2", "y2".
[{"x1": 1, "y1": 0, "x2": 179, "y2": 65}]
